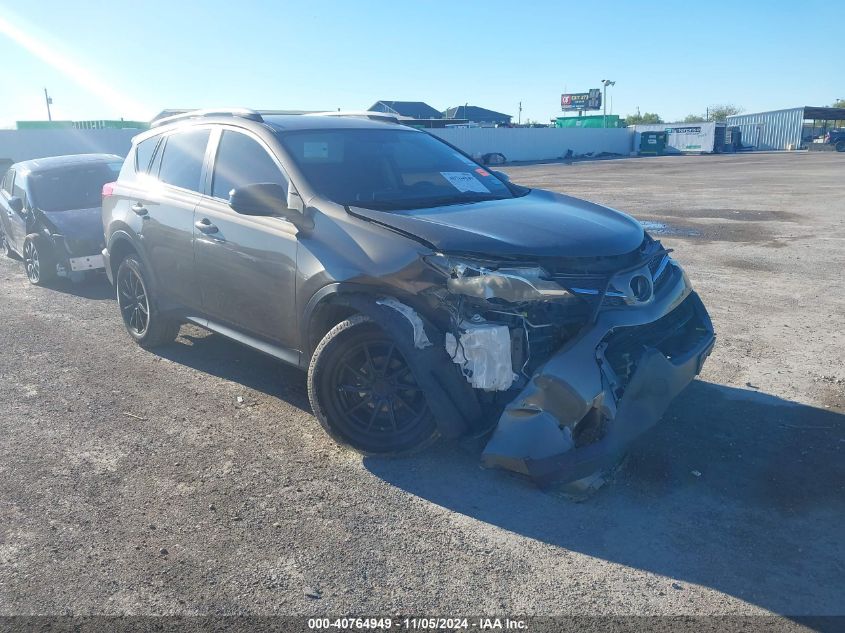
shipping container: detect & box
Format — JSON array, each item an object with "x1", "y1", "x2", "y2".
[{"x1": 631, "y1": 121, "x2": 724, "y2": 154}]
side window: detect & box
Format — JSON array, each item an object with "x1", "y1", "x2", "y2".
[
  {"x1": 211, "y1": 130, "x2": 286, "y2": 200},
  {"x1": 135, "y1": 136, "x2": 159, "y2": 174},
  {"x1": 158, "y1": 128, "x2": 210, "y2": 192},
  {"x1": 1, "y1": 169, "x2": 14, "y2": 196},
  {"x1": 13, "y1": 178, "x2": 27, "y2": 208}
]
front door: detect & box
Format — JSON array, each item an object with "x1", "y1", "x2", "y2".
[{"x1": 193, "y1": 128, "x2": 298, "y2": 349}]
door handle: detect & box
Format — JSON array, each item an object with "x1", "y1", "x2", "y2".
[
  {"x1": 195, "y1": 219, "x2": 219, "y2": 234},
  {"x1": 131, "y1": 203, "x2": 148, "y2": 216}
]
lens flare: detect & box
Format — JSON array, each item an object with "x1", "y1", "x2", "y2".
[{"x1": 0, "y1": 14, "x2": 149, "y2": 120}]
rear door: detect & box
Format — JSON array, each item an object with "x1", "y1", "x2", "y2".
[
  {"x1": 193, "y1": 127, "x2": 299, "y2": 349},
  {"x1": 137, "y1": 127, "x2": 211, "y2": 312}
]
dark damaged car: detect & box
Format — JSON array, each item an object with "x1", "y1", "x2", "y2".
[
  {"x1": 102, "y1": 110, "x2": 715, "y2": 484},
  {"x1": 0, "y1": 154, "x2": 122, "y2": 285}
]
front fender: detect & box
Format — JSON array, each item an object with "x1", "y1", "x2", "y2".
[{"x1": 312, "y1": 291, "x2": 482, "y2": 439}]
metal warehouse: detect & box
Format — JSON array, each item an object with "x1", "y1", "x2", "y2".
[{"x1": 726, "y1": 106, "x2": 845, "y2": 150}]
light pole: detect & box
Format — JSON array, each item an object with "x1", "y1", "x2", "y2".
[
  {"x1": 601, "y1": 79, "x2": 615, "y2": 128},
  {"x1": 44, "y1": 88, "x2": 53, "y2": 121}
]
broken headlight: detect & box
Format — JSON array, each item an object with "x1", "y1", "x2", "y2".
[{"x1": 424, "y1": 253, "x2": 578, "y2": 303}]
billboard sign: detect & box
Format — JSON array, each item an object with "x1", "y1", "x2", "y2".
[{"x1": 561, "y1": 89, "x2": 602, "y2": 111}]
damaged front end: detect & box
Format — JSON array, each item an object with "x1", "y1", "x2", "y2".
[{"x1": 424, "y1": 236, "x2": 715, "y2": 485}]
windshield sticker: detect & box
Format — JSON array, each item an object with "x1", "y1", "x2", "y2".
[
  {"x1": 474, "y1": 167, "x2": 491, "y2": 177},
  {"x1": 440, "y1": 172, "x2": 490, "y2": 194},
  {"x1": 303, "y1": 141, "x2": 330, "y2": 159}
]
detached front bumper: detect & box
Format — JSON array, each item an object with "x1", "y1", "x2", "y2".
[
  {"x1": 481, "y1": 268, "x2": 715, "y2": 486},
  {"x1": 51, "y1": 235, "x2": 106, "y2": 277}
]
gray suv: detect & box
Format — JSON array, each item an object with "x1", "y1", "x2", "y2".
[{"x1": 102, "y1": 109, "x2": 714, "y2": 484}]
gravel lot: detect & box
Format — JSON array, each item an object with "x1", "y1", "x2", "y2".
[{"x1": 1, "y1": 152, "x2": 843, "y2": 619}]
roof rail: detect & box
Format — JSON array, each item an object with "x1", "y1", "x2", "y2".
[
  {"x1": 313, "y1": 110, "x2": 401, "y2": 124},
  {"x1": 151, "y1": 108, "x2": 264, "y2": 128}
]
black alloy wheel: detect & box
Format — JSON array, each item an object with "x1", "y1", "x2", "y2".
[
  {"x1": 308, "y1": 316, "x2": 438, "y2": 455},
  {"x1": 115, "y1": 255, "x2": 180, "y2": 348},
  {"x1": 117, "y1": 259, "x2": 150, "y2": 337}
]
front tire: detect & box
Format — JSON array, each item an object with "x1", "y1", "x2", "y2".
[
  {"x1": 835, "y1": 140, "x2": 845, "y2": 152},
  {"x1": 115, "y1": 255, "x2": 180, "y2": 348},
  {"x1": 307, "y1": 315, "x2": 439, "y2": 455},
  {"x1": 23, "y1": 235, "x2": 56, "y2": 285}
]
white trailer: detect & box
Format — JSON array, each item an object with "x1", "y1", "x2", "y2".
[{"x1": 632, "y1": 121, "x2": 725, "y2": 154}]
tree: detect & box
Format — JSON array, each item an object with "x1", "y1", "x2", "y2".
[
  {"x1": 831, "y1": 99, "x2": 845, "y2": 108},
  {"x1": 683, "y1": 113, "x2": 706, "y2": 123},
  {"x1": 706, "y1": 104, "x2": 743, "y2": 122},
  {"x1": 625, "y1": 112, "x2": 663, "y2": 125}
]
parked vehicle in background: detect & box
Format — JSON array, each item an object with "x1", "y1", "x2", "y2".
[
  {"x1": 102, "y1": 109, "x2": 714, "y2": 484},
  {"x1": 0, "y1": 154, "x2": 122, "y2": 285},
  {"x1": 824, "y1": 129, "x2": 845, "y2": 151}
]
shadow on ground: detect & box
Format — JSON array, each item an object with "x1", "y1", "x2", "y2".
[
  {"x1": 128, "y1": 325, "x2": 845, "y2": 616},
  {"x1": 46, "y1": 275, "x2": 114, "y2": 301},
  {"x1": 365, "y1": 381, "x2": 845, "y2": 616},
  {"x1": 157, "y1": 328, "x2": 311, "y2": 413}
]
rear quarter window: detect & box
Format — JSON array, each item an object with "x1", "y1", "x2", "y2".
[{"x1": 135, "y1": 136, "x2": 159, "y2": 174}]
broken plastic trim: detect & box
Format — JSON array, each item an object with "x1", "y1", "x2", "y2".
[{"x1": 375, "y1": 297, "x2": 433, "y2": 349}]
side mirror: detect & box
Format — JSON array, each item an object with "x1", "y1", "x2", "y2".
[
  {"x1": 491, "y1": 170, "x2": 510, "y2": 183},
  {"x1": 8, "y1": 196, "x2": 23, "y2": 214},
  {"x1": 229, "y1": 183, "x2": 313, "y2": 232},
  {"x1": 229, "y1": 183, "x2": 287, "y2": 216}
]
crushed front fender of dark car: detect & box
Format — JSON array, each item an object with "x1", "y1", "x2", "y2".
[{"x1": 414, "y1": 234, "x2": 715, "y2": 486}]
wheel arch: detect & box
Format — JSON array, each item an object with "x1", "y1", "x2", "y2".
[
  {"x1": 303, "y1": 285, "x2": 482, "y2": 439},
  {"x1": 107, "y1": 231, "x2": 152, "y2": 285}
]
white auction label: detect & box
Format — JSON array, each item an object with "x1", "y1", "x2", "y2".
[{"x1": 440, "y1": 172, "x2": 490, "y2": 194}]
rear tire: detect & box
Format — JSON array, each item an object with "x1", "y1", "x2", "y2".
[
  {"x1": 23, "y1": 234, "x2": 56, "y2": 286},
  {"x1": 307, "y1": 315, "x2": 439, "y2": 455},
  {"x1": 115, "y1": 255, "x2": 180, "y2": 348}
]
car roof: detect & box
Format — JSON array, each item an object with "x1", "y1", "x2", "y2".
[
  {"x1": 262, "y1": 114, "x2": 418, "y2": 132},
  {"x1": 132, "y1": 113, "x2": 423, "y2": 147},
  {"x1": 13, "y1": 153, "x2": 123, "y2": 174}
]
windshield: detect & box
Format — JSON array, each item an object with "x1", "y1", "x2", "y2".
[
  {"x1": 29, "y1": 162, "x2": 122, "y2": 212},
  {"x1": 279, "y1": 128, "x2": 517, "y2": 210}
]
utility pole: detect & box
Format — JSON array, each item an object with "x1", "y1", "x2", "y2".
[
  {"x1": 44, "y1": 88, "x2": 53, "y2": 121},
  {"x1": 518, "y1": 101, "x2": 522, "y2": 126},
  {"x1": 601, "y1": 79, "x2": 615, "y2": 128}
]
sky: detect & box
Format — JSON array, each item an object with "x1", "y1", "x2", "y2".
[{"x1": 0, "y1": 0, "x2": 842, "y2": 127}]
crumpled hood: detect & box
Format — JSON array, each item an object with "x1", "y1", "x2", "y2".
[
  {"x1": 39, "y1": 207, "x2": 103, "y2": 241},
  {"x1": 348, "y1": 189, "x2": 644, "y2": 258}
]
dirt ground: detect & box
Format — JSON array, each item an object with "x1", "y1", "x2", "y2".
[{"x1": 0, "y1": 152, "x2": 842, "y2": 619}]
